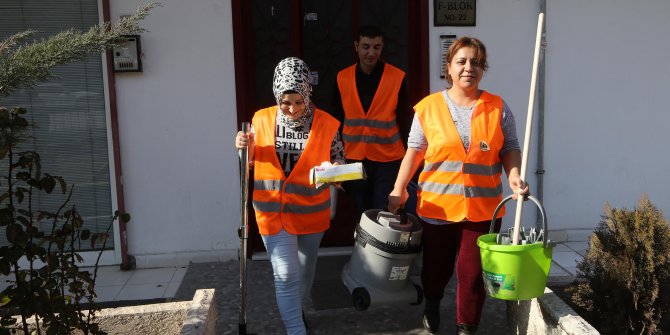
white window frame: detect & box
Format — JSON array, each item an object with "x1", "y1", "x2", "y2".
[{"x1": 0, "y1": 0, "x2": 123, "y2": 268}]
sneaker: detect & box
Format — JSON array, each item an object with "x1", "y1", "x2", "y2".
[
  {"x1": 457, "y1": 323, "x2": 478, "y2": 334},
  {"x1": 422, "y1": 298, "x2": 441, "y2": 333}
]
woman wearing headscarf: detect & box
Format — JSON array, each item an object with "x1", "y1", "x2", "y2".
[{"x1": 235, "y1": 57, "x2": 344, "y2": 335}]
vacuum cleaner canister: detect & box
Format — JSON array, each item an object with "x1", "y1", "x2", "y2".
[{"x1": 341, "y1": 209, "x2": 423, "y2": 311}]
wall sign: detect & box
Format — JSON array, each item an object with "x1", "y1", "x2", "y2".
[
  {"x1": 434, "y1": 0, "x2": 476, "y2": 26},
  {"x1": 440, "y1": 35, "x2": 457, "y2": 78}
]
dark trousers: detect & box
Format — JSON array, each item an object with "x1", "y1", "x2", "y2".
[
  {"x1": 345, "y1": 159, "x2": 402, "y2": 215},
  {"x1": 404, "y1": 177, "x2": 419, "y2": 217},
  {"x1": 420, "y1": 218, "x2": 501, "y2": 326}
]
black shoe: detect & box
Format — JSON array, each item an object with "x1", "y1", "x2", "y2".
[
  {"x1": 457, "y1": 323, "x2": 478, "y2": 335},
  {"x1": 422, "y1": 298, "x2": 441, "y2": 333},
  {"x1": 302, "y1": 310, "x2": 310, "y2": 334}
]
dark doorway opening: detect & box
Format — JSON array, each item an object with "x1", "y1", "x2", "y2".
[{"x1": 232, "y1": 0, "x2": 429, "y2": 254}]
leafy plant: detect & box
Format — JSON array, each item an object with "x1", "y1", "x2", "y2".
[
  {"x1": 0, "y1": 4, "x2": 155, "y2": 334},
  {"x1": 0, "y1": 3, "x2": 157, "y2": 97},
  {"x1": 0, "y1": 110, "x2": 132, "y2": 335},
  {"x1": 572, "y1": 195, "x2": 670, "y2": 334}
]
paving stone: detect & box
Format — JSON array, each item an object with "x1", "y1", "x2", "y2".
[{"x1": 175, "y1": 259, "x2": 509, "y2": 334}]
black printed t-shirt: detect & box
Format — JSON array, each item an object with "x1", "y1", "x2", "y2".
[{"x1": 272, "y1": 111, "x2": 345, "y2": 177}]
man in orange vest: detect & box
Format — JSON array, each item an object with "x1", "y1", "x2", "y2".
[{"x1": 330, "y1": 25, "x2": 413, "y2": 216}]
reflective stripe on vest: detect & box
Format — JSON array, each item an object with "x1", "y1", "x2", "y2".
[
  {"x1": 343, "y1": 118, "x2": 398, "y2": 129},
  {"x1": 254, "y1": 179, "x2": 327, "y2": 197},
  {"x1": 422, "y1": 161, "x2": 502, "y2": 176},
  {"x1": 337, "y1": 63, "x2": 406, "y2": 162},
  {"x1": 419, "y1": 182, "x2": 503, "y2": 198},
  {"x1": 283, "y1": 198, "x2": 331, "y2": 214},
  {"x1": 341, "y1": 132, "x2": 401, "y2": 145},
  {"x1": 253, "y1": 180, "x2": 329, "y2": 213},
  {"x1": 253, "y1": 198, "x2": 331, "y2": 214},
  {"x1": 251, "y1": 107, "x2": 340, "y2": 235},
  {"x1": 414, "y1": 91, "x2": 505, "y2": 222}
]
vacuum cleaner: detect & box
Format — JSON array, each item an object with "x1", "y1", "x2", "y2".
[{"x1": 341, "y1": 209, "x2": 423, "y2": 310}]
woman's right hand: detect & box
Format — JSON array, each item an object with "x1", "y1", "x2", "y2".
[
  {"x1": 235, "y1": 131, "x2": 253, "y2": 149},
  {"x1": 387, "y1": 187, "x2": 408, "y2": 214}
]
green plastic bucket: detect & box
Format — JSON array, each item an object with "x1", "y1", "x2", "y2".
[{"x1": 477, "y1": 194, "x2": 553, "y2": 300}]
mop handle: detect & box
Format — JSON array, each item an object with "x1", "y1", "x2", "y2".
[
  {"x1": 239, "y1": 122, "x2": 250, "y2": 245},
  {"x1": 512, "y1": 13, "x2": 544, "y2": 245},
  {"x1": 238, "y1": 121, "x2": 250, "y2": 333}
]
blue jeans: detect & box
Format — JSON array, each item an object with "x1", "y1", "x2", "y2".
[{"x1": 262, "y1": 229, "x2": 323, "y2": 335}]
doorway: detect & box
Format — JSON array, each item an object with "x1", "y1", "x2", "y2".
[{"x1": 231, "y1": 0, "x2": 429, "y2": 253}]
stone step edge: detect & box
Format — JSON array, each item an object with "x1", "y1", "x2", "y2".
[
  {"x1": 507, "y1": 287, "x2": 600, "y2": 335},
  {"x1": 95, "y1": 288, "x2": 217, "y2": 334},
  {"x1": 179, "y1": 288, "x2": 217, "y2": 335}
]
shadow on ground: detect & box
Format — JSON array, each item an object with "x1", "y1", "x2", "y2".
[{"x1": 175, "y1": 255, "x2": 508, "y2": 335}]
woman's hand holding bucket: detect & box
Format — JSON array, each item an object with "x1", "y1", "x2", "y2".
[{"x1": 509, "y1": 175, "x2": 529, "y2": 201}]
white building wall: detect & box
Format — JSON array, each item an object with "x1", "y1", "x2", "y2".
[
  {"x1": 109, "y1": 0, "x2": 240, "y2": 267},
  {"x1": 107, "y1": 0, "x2": 670, "y2": 267},
  {"x1": 544, "y1": 0, "x2": 670, "y2": 231}
]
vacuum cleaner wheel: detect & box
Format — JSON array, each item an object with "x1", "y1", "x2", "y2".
[{"x1": 352, "y1": 287, "x2": 371, "y2": 311}]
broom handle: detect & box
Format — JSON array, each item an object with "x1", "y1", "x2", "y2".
[{"x1": 512, "y1": 13, "x2": 544, "y2": 245}]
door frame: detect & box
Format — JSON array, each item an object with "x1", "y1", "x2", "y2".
[
  {"x1": 231, "y1": 0, "x2": 429, "y2": 254},
  {"x1": 102, "y1": 0, "x2": 130, "y2": 269},
  {"x1": 232, "y1": 0, "x2": 429, "y2": 124}
]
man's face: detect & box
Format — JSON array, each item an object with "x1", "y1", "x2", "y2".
[{"x1": 354, "y1": 36, "x2": 384, "y2": 69}]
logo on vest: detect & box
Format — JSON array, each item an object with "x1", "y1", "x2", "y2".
[{"x1": 480, "y1": 140, "x2": 490, "y2": 152}]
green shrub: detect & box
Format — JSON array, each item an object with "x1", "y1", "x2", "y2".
[
  {"x1": 0, "y1": 4, "x2": 154, "y2": 334},
  {"x1": 0, "y1": 107, "x2": 130, "y2": 335},
  {"x1": 572, "y1": 195, "x2": 670, "y2": 334}
]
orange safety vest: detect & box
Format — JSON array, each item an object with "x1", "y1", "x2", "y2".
[
  {"x1": 251, "y1": 107, "x2": 340, "y2": 235},
  {"x1": 337, "y1": 63, "x2": 406, "y2": 162},
  {"x1": 414, "y1": 91, "x2": 505, "y2": 222}
]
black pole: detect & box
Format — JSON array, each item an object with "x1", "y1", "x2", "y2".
[{"x1": 238, "y1": 122, "x2": 250, "y2": 334}]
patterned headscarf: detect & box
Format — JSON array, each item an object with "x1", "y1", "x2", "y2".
[{"x1": 273, "y1": 57, "x2": 313, "y2": 131}]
